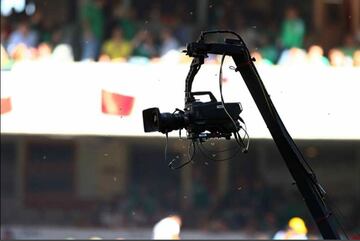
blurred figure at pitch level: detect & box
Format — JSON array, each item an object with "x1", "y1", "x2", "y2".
[
  {"x1": 153, "y1": 215, "x2": 182, "y2": 239},
  {"x1": 273, "y1": 217, "x2": 308, "y2": 240}
]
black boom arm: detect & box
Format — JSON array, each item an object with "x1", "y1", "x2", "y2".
[{"x1": 185, "y1": 35, "x2": 341, "y2": 239}]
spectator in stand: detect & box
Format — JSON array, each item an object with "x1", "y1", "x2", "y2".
[
  {"x1": 36, "y1": 42, "x2": 53, "y2": 61},
  {"x1": 353, "y1": 50, "x2": 360, "y2": 67},
  {"x1": 146, "y1": 4, "x2": 163, "y2": 38},
  {"x1": 132, "y1": 29, "x2": 157, "y2": 59},
  {"x1": 80, "y1": 0, "x2": 105, "y2": 61},
  {"x1": 259, "y1": 34, "x2": 278, "y2": 65},
  {"x1": 6, "y1": 21, "x2": 38, "y2": 56},
  {"x1": 100, "y1": 26, "x2": 133, "y2": 61},
  {"x1": 251, "y1": 50, "x2": 274, "y2": 66},
  {"x1": 112, "y1": 3, "x2": 138, "y2": 41},
  {"x1": 50, "y1": 27, "x2": 65, "y2": 48},
  {"x1": 340, "y1": 34, "x2": 358, "y2": 58},
  {"x1": 277, "y1": 47, "x2": 307, "y2": 66},
  {"x1": 280, "y1": 6, "x2": 305, "y2": 50},
  {"x1": 328, "y1": 48, "x2": 352, "y2": 67},
  {"x1": 1, "y1": 44, "x2": 13, "y2": 69},
  {"x1": 159, "y1": 28, "x2": 179, "y2": 57},
  {"x1": 306, "y1": 45, "x2": 329, "y2": 66},
  {"x1": 9, "y1": 43, "x2": 35, "y2": 62},
  {"x1": 52, "y1": 44, "x2": 74, "y2": 62},
  {"x1": 29, "y1": 10, "x2": 49, "y2": 43}
]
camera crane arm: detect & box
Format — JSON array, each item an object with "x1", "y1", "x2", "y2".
[{"x1": 184, "y1": 38, "x2": 341, "y2": 239}]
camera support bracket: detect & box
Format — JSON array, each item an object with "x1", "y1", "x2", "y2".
[
  {"x1": 183, "y1": 37, "x2": 341, "y2": 239},
  {"x1": 184, "y1": 56, "x2": 204, "y2": 106}
]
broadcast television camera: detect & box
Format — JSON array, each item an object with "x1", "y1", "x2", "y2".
[
  {"x1": 143, "y1": 91, "x2": 243, "y2": 140},
  {"x1": 142, "y1": 32, "x2": 246, "y2": 142}
]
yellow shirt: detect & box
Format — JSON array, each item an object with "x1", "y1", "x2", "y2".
[{"x1": 101, "y1": 40, "x2": 133, "y2": 60}]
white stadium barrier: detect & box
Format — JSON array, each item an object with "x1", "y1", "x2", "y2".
[{"x1": 1, "y1": 62, "x2": 359, "y2": 139}]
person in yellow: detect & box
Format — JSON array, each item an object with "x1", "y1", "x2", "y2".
[
  {"x1": 100, "y1": 27, "x2": 133, "y2": 61},
  {"x1": 273, "y1": 217, "x2": 308, "y2": 240}
]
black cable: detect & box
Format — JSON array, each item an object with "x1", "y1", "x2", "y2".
[
  {"x1": 219, "y1": 54, "x2": 238, "y2": 129},
  {"x1": 219, "y1": 54, "x2": 249, "y2": 152},
  {"x1": 168, "y1": 140, "x2": 196, "y2": 170},
  {"x1": 164, "y1": 132, "x2": 169, "y2": 163},
  {"x1": 234, "y1": 131, "x2": 248, "y2": 151}
]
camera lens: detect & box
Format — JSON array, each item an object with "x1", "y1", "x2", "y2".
[
  {"x1": 153, "y1": 115, "x2": 158, "y2": 125},
  {"x1": 143, "y1": 108, "x2": 161, "y2": 132},
  {"x1": 143, "y1": 108, "x2": 186, "y2": 134}
]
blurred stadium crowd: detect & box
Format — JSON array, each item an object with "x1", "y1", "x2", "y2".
[
  {"x1": 94, "y1": 172, "x2": 312, "y2": 235},
  {"x1": 1, "y1": 0, "x2": 359, "y2": 69},
  {"x1": 1, "y1": 0, "x2": 360, "y2": 239}
]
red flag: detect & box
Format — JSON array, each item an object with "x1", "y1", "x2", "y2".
[
  {"x1": 1, "y1": 97, "x2": 12, "y2": 114},
  {"x1": 101, "y1": 89, "x2": 135, "y2": 116}
]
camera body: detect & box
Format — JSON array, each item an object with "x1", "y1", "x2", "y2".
[{"x1": 143, "y1": 91, "x2": 242, "y2": 140}]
